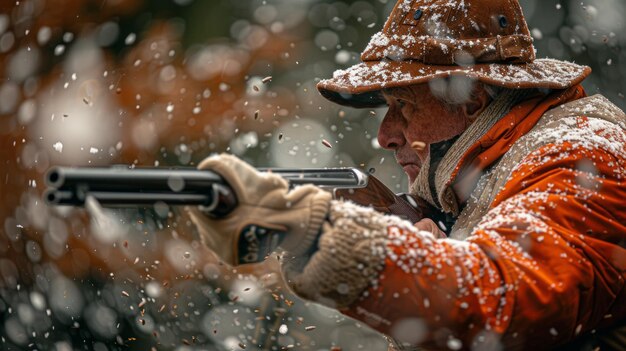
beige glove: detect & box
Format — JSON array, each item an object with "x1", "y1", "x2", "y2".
[{"x1": 187, "y1": 154, "x2": 332, "y2": 266}]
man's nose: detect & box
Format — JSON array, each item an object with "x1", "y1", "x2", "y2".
[{"x1": 377, "y1": 109, "x2": 406, "y2": 150}]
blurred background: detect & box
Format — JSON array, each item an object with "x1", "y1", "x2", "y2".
[{"x1": 0, "y1": 0, "x2": 624, "y2": 350}]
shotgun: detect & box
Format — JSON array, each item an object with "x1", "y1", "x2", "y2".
[{"x1": 44, "y1": 166, "x2": 452, "y2": 230}]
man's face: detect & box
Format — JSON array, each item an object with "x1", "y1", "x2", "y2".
[{"x1": 378, "y1": 84, "x2": 471, "y2": 185}]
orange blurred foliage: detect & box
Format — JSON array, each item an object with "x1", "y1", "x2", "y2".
[{"x1": 0, "y1": 0, "x2": 299, "y2": 284}]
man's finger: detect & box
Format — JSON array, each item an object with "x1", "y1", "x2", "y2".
[{"x1": 414, "y1": 219, "x2": 447, "y2": 239}]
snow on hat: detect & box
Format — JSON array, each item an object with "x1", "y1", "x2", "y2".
[{"x1": 317, "y1": 0, "x2": 592, "y2": 108}]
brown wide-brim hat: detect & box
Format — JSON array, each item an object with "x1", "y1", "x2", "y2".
[{"x1": 317, "y1": 0, "x2": 592, "y2": 108}]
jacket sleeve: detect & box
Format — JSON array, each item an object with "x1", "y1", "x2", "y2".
[{"x1": 284, "y1": 118, "x2": 626, "y2": 350}]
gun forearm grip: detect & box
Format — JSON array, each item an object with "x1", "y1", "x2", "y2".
[
  {"x1": 334, "y1": 174, "x2": 424, "y2": 223},
  {"x1": 334, "y1": 174, "x2": 453, "y2": 234}
]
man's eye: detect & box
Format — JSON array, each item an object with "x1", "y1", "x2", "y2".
[{"x1": 396, "y1": 99, "x2": 406, "y2": 108}]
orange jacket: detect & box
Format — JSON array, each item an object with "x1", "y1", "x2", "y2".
[{"x1": 342, "y1": 88, "x2": 626, "y2": 350}]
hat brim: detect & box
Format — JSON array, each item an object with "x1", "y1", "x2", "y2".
[{"x1": 317, "y1": 58, "x2": 591, "y2": 108}]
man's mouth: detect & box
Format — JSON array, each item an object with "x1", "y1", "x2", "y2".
[{"x1": 396, "y1": 147, "x2": 424, "y2": 185}]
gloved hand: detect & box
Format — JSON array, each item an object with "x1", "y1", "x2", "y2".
[{"x1": 187, "y1": 154, "x2": 332, "y2": 266}]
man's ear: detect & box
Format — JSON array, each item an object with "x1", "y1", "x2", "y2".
[{"x1": 463, "y1": 85, "x2": 492, "y2": 121}]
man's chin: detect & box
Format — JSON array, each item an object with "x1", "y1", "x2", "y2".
[{"x1": 402, "y1": 164, "x2": 420, "y2": 185}]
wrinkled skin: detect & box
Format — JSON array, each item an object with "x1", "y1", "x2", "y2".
[{"x1": 377, "y1": 83, "x2": 490, "y2": 185}]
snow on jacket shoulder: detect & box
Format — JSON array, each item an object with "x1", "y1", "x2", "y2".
[{"x1": 284, "y1": 90, "x2": 626, "y2": 351}]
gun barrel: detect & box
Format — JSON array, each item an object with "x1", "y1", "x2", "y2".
[
  {"x1": 44, "y1": 166, "x2": 369, "y2": 212},
  {"x1": 260, "y1": 168, "x2": 368, "y2": 188},
  {"x1": 47, "y1": 167, "x2": 367, "y2": 191},
  {"x1": 45, "y1": 189, "x2": 212, "y2": 206},
  {"x1": 46, "y1": 167, "x2": 225, "y2": 193}
]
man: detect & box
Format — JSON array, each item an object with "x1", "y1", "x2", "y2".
[{"x1": 188, "y1": 0, "x2": 626, "y2": 350}]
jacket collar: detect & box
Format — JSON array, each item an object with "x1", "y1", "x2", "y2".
[{"x1": 411, "y1": 85, "x2": 587, "y2": 216}]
